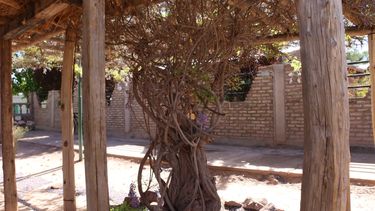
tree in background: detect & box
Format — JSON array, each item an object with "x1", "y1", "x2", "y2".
[
  {"x1": 12, "y1": 46, "x2": 63, "y2": 103},
  {"x1": 12, "y1": 46, "x2": 130, "y2": 105},
  {"x1": 12, "y1": 68, "x2": 39, "y2": 101}
]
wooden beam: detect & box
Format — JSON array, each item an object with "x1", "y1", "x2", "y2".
[
  {"x1": 252, "y1": 26, "x2": 373, "y2": 45},
  {"x1": 35, "y1": 43, "x2": 64, "y2": 52},
  {"x1": 0, "y1": 17, "x2": 9, "y2": 25},
  {"x1": 60, "y1": 26, "x2": 77, "y2": 211},
  {"x1": 342, "y1": 1, "x2": 363, "y2": 26},
  {"x1": 1, "y1": 36, "x2": 18, "y2": 211},
  {"x1": 82, "y1": 0, "x2": 110, "y2": 210},
  {"x1": 369, "y1": 32, "x2": 375, "y2": 144},
  {"x1": 2, "y1": 0, "x2": 70, "y2": 40},
  {"x1": 12, "y1": 29, "x2": 65, "y2": 51},
  {"x1": 297, "y1": 0, "x2": 351, "y2": 210},
  {"x1": 50, "y1": 37, "x2": 66, "y2": 44},
  {"x1": 0, "y1": 0, "x2": 21, "y2": 10}
]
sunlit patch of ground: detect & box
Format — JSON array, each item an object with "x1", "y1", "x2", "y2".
[{"x1": 0, "y1": 141, "x2": 374, "y2": 211}]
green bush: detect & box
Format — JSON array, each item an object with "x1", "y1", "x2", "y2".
[
  {"x1": 13, "y1": 126, "x2": 28, "y2": 141},
  {"x1": 110, "y1": 202, "x2": 146, "y2": 211}
]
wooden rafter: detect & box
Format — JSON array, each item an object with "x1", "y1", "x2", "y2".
[
  {"x1": 252, "y1": 26, "x2": 373, "y2": 45},
  {"x1": 1, "y1": 0, "x2": 70, "y2": 40},
  {"x1": 0, "y1": 17, "x2": 10, "y2": 25},
  {"x1": 12, "y1": 29, "x2": 65, "y2": 51},
  {"x1": 343, "y1": 1, "x2": 363, "y2": 26},
  {"x1": 0, "y1": 0, "x2": 21, "y2": 10},
  {"x1": 11, "y1": 25, "x2": 373, "y2": 52}
]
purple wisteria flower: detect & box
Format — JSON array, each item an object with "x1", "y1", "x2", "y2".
[
  {"x1": 196, "y1": 112, "x2": 209, "y2": 130},
  {"x1": 128, "y1": 183, "x2": 140, "y2": 208}
]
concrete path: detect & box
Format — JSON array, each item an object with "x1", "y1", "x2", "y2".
[{"x1": 19, "y1": 130, "x2": 375, "y2": 185}]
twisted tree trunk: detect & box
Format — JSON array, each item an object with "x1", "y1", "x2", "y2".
[{"x1": 165, "y1": 146, "x2": 221, "y2": 211}]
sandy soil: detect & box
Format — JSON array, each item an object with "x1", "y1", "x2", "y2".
[{"x1": 0, "y1": 141, "x2": 374, "y2": 211}]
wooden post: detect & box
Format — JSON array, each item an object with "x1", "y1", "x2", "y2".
[
  {"x1": 369, "y1": 33, "x2": 375, "y2": 144},
  {"x1": 60, "y1": 25, "x2": 77, "y2": 211},
  {"x1": 82, "y1": 0, "x2": 110, "y2": 210},
  {"x1": 297, "y1": 0, "x2": 351, "y2": 211},
  {"x1": 1, "y1": 38, "x2": 18, "y2": 210}
]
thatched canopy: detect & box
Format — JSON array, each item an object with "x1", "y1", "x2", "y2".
[{"x1": 0, "y1": 0, "x2": 373, "y2": 51}]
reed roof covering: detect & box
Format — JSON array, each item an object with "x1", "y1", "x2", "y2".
[{"x1": 0, "y1": 0, "x2": 373, "y2": 51}]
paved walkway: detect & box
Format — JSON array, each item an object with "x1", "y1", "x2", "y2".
[{"x1": 19, "y1": 130, "x2": 375, "y2": 185}]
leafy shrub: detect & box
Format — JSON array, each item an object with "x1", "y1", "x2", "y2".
[
  {"x1": 110, "y1": 183, "x2": 146, "y2": 211},
  {"x1": 110, "y1": 202, "x2": 146, "y2": 211},
  {"x1": 13, "y1": 126, "x2": 28, "y2": 141}
]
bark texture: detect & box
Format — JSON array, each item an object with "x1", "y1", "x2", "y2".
[
  {"x1": 297, "y1": 0, "x2": 351, "y2": 210},
  {"x1": 82, "y1": 0, "x2": 110, "y2": 210},
  {"x1": 1, "y1": 38, "x2": 18, "y2": 211},
  {"x1": 61, "y1": 25, "x2": 77, "y2": 211}
]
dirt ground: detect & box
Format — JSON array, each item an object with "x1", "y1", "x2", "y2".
[{"x1": 0, "y1": 141, "x2": 374, "y2": 211}]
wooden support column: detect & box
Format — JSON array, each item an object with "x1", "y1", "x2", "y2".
[
  {"x1": 369, "y1": 33, "x2": 375, "y2": 144},
  {"x1": 1, "y1": 38, "x2": 18, "y2": 210},
  {"x1": 297, "y1": 0, "x2": 351, "y2": 211},
  {"x1": 82, "y1": 0, "x2": 109, "y2": 210},
  {"x1": 60, "y1": 25, "x2": 77, "y2": 211}
]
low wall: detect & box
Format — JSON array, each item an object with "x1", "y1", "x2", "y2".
[
  {"x1": 33, "y1": 90, "x2": 61, "y2": 131},
  {"x1": 33, "y1": 64, "x2": 375, "y2": 148},
  {"x1": 213, "y1": 66, "x2": 275, "y2": 146}
]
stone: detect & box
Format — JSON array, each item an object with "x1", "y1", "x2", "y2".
[
  {"x1": 266, "y1": 175, "x2": 278, "y2": 185},
  {"x1": 259, "y1": 203, "x2": 276, "y2": 211},
  {"x1": 224, "y1": 201, "x2": 242, "y2": 210},
  {"x1": 243, "y1": 198, "x2": 265, "y2": 211}
]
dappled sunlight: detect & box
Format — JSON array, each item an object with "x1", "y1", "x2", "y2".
[
  {"x1": 19, "y1": 135, "x2": 50, "y2": 141},
  {"x1": 209, "y1": 159, "x2": 225, "y2": 166},
  {"x1": 0, "y1": 132, "x2": 374, "y2": 210}
]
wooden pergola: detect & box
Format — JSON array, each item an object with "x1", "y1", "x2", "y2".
[{"x1": 0, "y1": 0, "x2": 374, "y2": 211}]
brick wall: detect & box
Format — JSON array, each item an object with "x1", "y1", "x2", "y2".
[
  {"x1": 285, "y1": 65, "x2": 304, "y2": 145},
  {"x1": 106, "y1": 87, "x2": 126, "y2": 136},
  {"x1": 348, "y1": 95, "x2": 373, "y2": 147},
  {"x1": 213, "y1": 66, "x2": 274, "y2": 146},
  {"x1": 128, "y1": 99, "x2": 156, "y2": 139},
  {"x1": 35, "y1": 84, "x2": 131, "y2": 136},
  {"x1": 284, "y1": 65, "x2": 374, "y2": 147},
  {"x1": 33, "y1": 64, "x2": 375, "y2": 148},
  {"x1": 127, "y1": 66, "x2": 275, "y2": 146}
]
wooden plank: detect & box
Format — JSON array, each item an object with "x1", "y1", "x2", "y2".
[
  {"x1": 370, "y1": 33, "x2": 375, "y2": 144},
  {"x1": 0, "y1": 37, "x2": 18, "y2": 211},
  {"x1": 2, "y1": 0, "x2": 69, "y2": 40},
  {"x1": 60, "y1": 25, "x2": 77, "y2": 211},
  {"x1": 0, "y1": 0, "x2": 21, "y2": 10},
  {"x1": 297, "y1": 0, "x2": 351, "y2": 211},
  {"x1": 82, "y1": 0, "x2": 109, "y2": 210}
]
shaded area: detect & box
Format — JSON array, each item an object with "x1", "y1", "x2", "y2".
[{"x1": 19, "y1": 130, "x2": 375, "y2": 183}]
